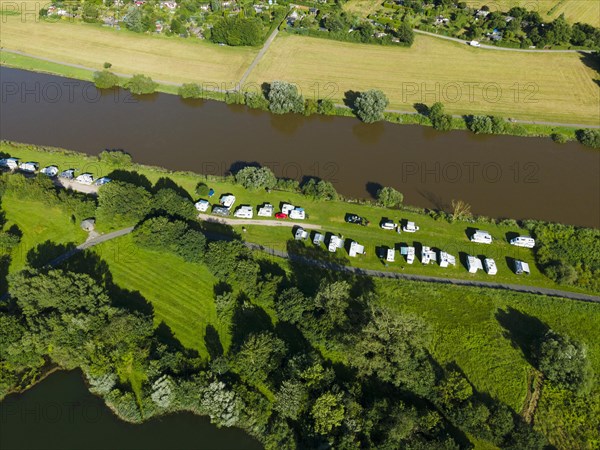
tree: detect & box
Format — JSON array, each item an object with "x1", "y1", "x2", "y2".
[
  {"x1": 268, "y1": 81, "x2": 305, "y2": 115},
  {"x1": 451, "y1": 199, "x2": 472, "y2": 221},
  {"x1": 93, "y1": 70, "x2": 119, "y2": 89},
  {"x1": 178, "y1": 83, "x2": 203, "y2": 99},
  {"x1": 537, "y1": 330, "x2": 593, "y2": 393},
  {"x1": 351, "y1": 307, "x2": 435, "y2": 394},
  {"x1": 233, "y1": 332, "x2": 287, "y2": 385},
  {"x1": 576, "y1": 129, "x2": 600, "y2": 149},
  {"x1": 314, "y1": 280, "x2": 352, "y2": 335},
  {"x1": 152, "y1": 188, "x2": 196, "y2": 219},
  {"x1": 125, "y1": 74, "x2": 158, "y2": 95},
  {"x1": 124, "y1": 7, "x2": 144, "y2": 33},
  {"x1": 234, "y1": 166, "x2": 277, "y2": 190},
  {"x1": 211, "y1": 16, "x2": 263, "y2": 46},
  {"x1": 97, "y1": 181, "x2": 152, "y2": 226},
  {"x1": 467, "y1": 115, "x2": 493, "y2": 134},
  {"x1": 376, "y1": 186, "x2": 403, "y2": 208},
  {"x1": 354, "y1": 89, "x2": 389, "y2": 123},
  {"x1": 311, "y1": 392, "x2": 345, "y2": 434},
  {"x1": 317, "y1": 99, "x2": 335, "y2": 115},
  {"x1": 301, "y1": 178, "x2": 338, "y2": 201},
  {"x1": 274, "y1": 287, "x2": 311, "y2": 324},
  {"x1": 195, "y1": 182, "x2": 209, "y2": 196},
  {"x1": 429, "y1": 102, "x2": 453, "y2": 131},
  {"x1": 245, "y1": 92, "x2": 269, "y2": 110},
  {"x1": 395, "y1": 22, "x2": 414, "y2": 45},
  {"x1": 274, "y1": 380, "x2": 308, "y2": 420}
]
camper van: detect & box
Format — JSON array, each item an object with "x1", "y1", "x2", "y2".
[
  {"x1": 401, "y1": 246, "x2": 415, "y2": 264},
  {"x1": 195, "y1": 200, "x2": 210, "y2": 212},
  {"x1": 470, "y1": 230, "x2": 492, "y2": 244},
  {"x1": 386, "y1": 248, "x2": 395, "y2": 262},
  {"x1": 289, "y1": 208, "x2": 306, "y2": 220},
  {"x1": 19, "y1": 162, "x2": 39, "y2": 173},
  {"x1": 75, "y1": 173, "x2": 94, "y2": 185},
  {"x1": 439, "y1": 251, "x2": 456, "y2": 268},
  {"x1": 421, "y1": 246, "x2": 437, "y2": 264},
  {"x1": 328, "y1": 235, "x2": 343, "y2": 253},
  {"x1": 380, "y1": 220, "x2": 397, "y2": 231},
  {"x1": 467, "y1": 255, "x2": 483, "y2": 273},
  {"x1": 402, "y1": 221, "x2": 419, "y2": 233},
  {"x1": 514, "y1": 260, "x2": 531, "y2": 275},
  {"x1": 484, "y1": 258, "x2": 497, "y2": 275},
  {"x1": 510, "y1": 236, "x2": 535, "y2": 248},
  {"x1": 257, "y1": 203, "x2": 274, "y2": 217},
  {"x1": 219, "y1": 194, "x2": 236, "y2": 209},
  {"x1": 349, "y1": 241, "x2": 365, "y2": 257},
  {"x1": 41, "y1": 165, "x2": 59, "y2": 177},
  {"x1": 234, "y1": 205, "x2": 254, "y2": 219},
  {"x1": 294, "y1": 227, "x2": 308, "y2": 241}
]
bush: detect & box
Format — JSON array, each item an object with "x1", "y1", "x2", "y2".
[
  {"x1": 551, "y1": 133, "x2": 568, "y2": 144},
  {"x1": 234, "y1": 166, "x2": 277, "y2": 190},
  {"x1": 354, "y1": 90, "x2": 389, "y2": 123},
  {"x1": 244, "y1": 92, "x2": 269, "y2": 110},
  {"x1": 376, "y1": 186, "x2": 403, "y2": 208},
  {"x1": 99, "y1": 150, "x2": 132, "y2": 167},
  {"x1": 125, "y1": 74, "x2": 158, "y2": 95},
  {"x1": 268, "y1": 81, "x2": 304, "y2": 115},
  {"x1": 93, "y1": 71, "x2": 119, "y2": 89},
  {"x1": 178, "y1": 83, "x2": 203, "y2": 99},
  {"x1": 304, "y1": 98, "x2": 318, "y2": 116},
  {"x1": 429, "y1": 103, "x2": 453, "y2": 131},
  {"x1": 103, "y1": 62, "x2": 112, "y2": 69},
  {"x1": 301, "y1": 178, "x2": 338, "y2": 201},
  {"x1": 275, "y1": 178, "x2": 300, "y2": 192},
  {"x1": 195, "y1": 182, "x2": 209, "y2": 196},
  {"x1": 576, "y1": 129, "x2": 600, "y2": 149},
  {"x1": 317, "y1": 99, "x2": 335, "y2": 115}
]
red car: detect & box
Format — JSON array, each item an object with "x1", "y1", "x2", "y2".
[{"x1": 275, "y1": 212, "x2": 288, "y2": 219}]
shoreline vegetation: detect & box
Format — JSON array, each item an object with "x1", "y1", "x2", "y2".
[
  {"x1": 1, "y1": 141, "x2": 598, "y2": 297},
  {"x1": 0, "y1": 142, "x2": 598, "y2": 450},
  {"x1": 2, "y1": 50, "x2": 599, "y2": 147}
]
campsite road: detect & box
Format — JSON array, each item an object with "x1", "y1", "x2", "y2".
[
  {"x1": 197, "y1": 213, "x2": 322, "y2": 229},
  {"x1": 30, "y1": 224, "x2": 600, "y2": 304}
]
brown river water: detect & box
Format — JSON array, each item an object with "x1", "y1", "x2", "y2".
[{"x1": 1, "y1": 67, "x2": 598, "y2": 227}]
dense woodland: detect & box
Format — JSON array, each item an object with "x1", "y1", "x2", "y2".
[{"x1": 0, "y1": 159, "x2": 597, "y2": 448}]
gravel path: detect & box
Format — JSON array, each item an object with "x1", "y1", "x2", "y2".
[{"x1": 197, "y1": 213, "x2": 322, "y2": 229}]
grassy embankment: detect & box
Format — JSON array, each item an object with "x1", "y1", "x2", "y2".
[
  {"x1": 465, "y1": 0, "x2": 600, "y2": 27},
  {"x1": 2, "y1": 142, "x2": 598, "y2": 298}
]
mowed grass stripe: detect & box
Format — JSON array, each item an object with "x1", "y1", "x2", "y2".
[
  {"x1": 94, "y1": 235, "x2": 218, "y2": 355},
  {"x1": 247, "y1": 33, "x2": 599, "y2": 125}
]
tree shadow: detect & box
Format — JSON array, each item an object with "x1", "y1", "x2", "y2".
[
  {"x1": 366, "y1": 181, "x2": 382, "y2": 199},
  {"x1": 230, "y1": 295, "x2": 274, "y2": 350},
  {"x1": 343, "y1": 90, "x2": 360, "y2": 110},
  {"x1": 204, "y1": 324, "x2": 224, "y2": 359},
  {"x1": 413, "y1": 102, "x2": 430, "y2": 116},
  {"x1": 153, "y1": 177, "x2": 193, "y2": 200},
  {"x1": 0, "y1": 255, "x2": 11, "y2": 296},
  {"x1": 106, "y1": 170, "x2": 152, "y2": 190},
  {"x1": 27, "y1": 241, "x2": 78, "y2": 269},
  {"x1": 228, "y1": 161, "x2": 261, "y2": 175},
  {"x1": 155, "y1": 321, "x2": 186, "y2": 353},
  {"x1": 505, "y1": 231, "x2": 520, "y2": 243},
  {"x1": 496, "y1": 307, "x2": 549, "y2": 366}
]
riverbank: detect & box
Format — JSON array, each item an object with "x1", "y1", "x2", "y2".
[
  {"x1": 1, "y1": 43, "x2": 598, "y2": 141},
  {"x1": 2, "y1": 141, "x2": 598, "y2": 297}
]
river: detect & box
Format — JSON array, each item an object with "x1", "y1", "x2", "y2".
[
  {"x1": 0, "y1": 371, "x2": 262, "y2": 450},
  {"x1": 1, "y1": 67, "x2": 599, "y2": 227}
]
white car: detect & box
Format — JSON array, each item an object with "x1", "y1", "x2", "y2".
[
  {"x1": 510, "y1": 236, "x2": 535, "y2": 248},
  {"x1": 195, "y1": 199, "x2": 210, "y2": 212},
  {"x1": 234, "y1": 205, "x2": 254, "y2": 219},
  {"x1": 402, "y1": 221, "x2": 419, "y2": 233},
  {"x1": 469, "y1": 40, "x2": 481, "y2": 47},
  {"x1": 380, "y1": 220, "x2": 397, "y2": 231}
]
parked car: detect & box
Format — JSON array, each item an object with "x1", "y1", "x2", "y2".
[
  {"x1": 380, "y1": 220, "x2": 397, "y2": 231},
  {"x1": 275, "y1": 212, "x2": 288, "y2": 219},
  {"x1": 345, "y1": 214, "x2": 368, "y2": 226}
]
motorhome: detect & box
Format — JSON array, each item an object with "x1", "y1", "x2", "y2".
[
  {"x1": 219, "y1": 194, "x2": 236, "y2": 209},
  {"x1": 195, "y1": 200, "x2": 210, "y2": 212},
  {"x1": 328, "y1": 235, "x2": 344, "y2": 253},
  {"x1": 257, "y1": 203, "x2": 274, "y2": 217},
  {"x1": 484, "y1": 258, "x2": 497, "y2": 275},
  {"x1": 514, "y1": 260, "x2": 531, "y2": 275},
  {"x1": 510, "y1": 236, "x2": 535, "y2": 248},
  {"x1": 438, "y1": 251, "x2": 456, "y2": 268},
  {"x1": 470, "y1": 230, "x2": 492, "y2": 244},
  {"x1": 402, "y1": 221, "x2": 419, "y2": 233},
  {"x1": 234, "y1": 205, "x2": 254, "y2": 219},
  {"x1": 467, "y1": 255, "x2": 483, "y2": 273},
  {"x1": 349, "y1": 241, "x2": 365, "y2": 257},
  {"x1": 421, "y1": 246, "x2": 437, "y2": 264}
]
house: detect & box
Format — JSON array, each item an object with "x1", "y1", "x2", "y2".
[
  {"x1": 234, "y1": 205, "x2": 254, "y2": 218},
  {"x1": 257, "y1": 203, "x2": 274, "y2": 217},
  {"x1": 80, "y1": 218, "x2": 96, "y2": 232},
  {"x1": 400, "y1": 246, "x2": 415, "y2": 264},
  {"x1": 59, "y1": 169, "x2": 75, "y2": 179},
  {"x1": 434, "y1": 15, "x2": 449, "y2": 25},
  {"x1": 220, "y1": 194, "x2": 236, "y2": 209},
  {"x1": 41, "y1": 165, "x2": 59, "y2": 177},
  {"x1": 467, "y1": 255, "x2": 483, "y2": 273},
  {"x1": 195, "y1": 199, "x2": 210, "y2": 212},
  {"x1": 94, "y1": 177, "x2": 111, "y2": 186},
  {"x1": 510, "y1": 236, "x2": 535, "y2": 248},
  {"x1": 484, "y1": 258, "x2": 497, "y2": 275},
  {"x1": 328, "y1": 235, "x2": 343, "y2": 253},
  {"x1": 402, "y1": 221, "x2": 419, "y2": 233},
  {"x1": 439, "y1": 251, "x2": 456, "y2": 267},
  {"x1": 349, "y1": 241, "x2": 365, "y2": 257},
  {"x1": 0, "y1": 158, "x2": 19, "y2": 170},
  {"x1": 313, "y1": 232, "x2": 324, "y2": 246},
  {"x1": 470, "y1": 230, "x2": 492, "y2": 244},
  {"x1": 75, "y1": 173, "x2": 94, "y2": 185},
  {"x1": 514, "y1": 260, "x2": 530, "y2": 275},
  {"x1": 295, "y1": 227, "x2": 308, "y2": 240},
  {"x1": 421, "y1": 246, "x2": 437, "y2": 264},
  {"x1": 380, "y1": 220, "x2": 397, "y2": 230},
  {"x1": 386, "y1": 248, "x2": 395, "y2": 263}
]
